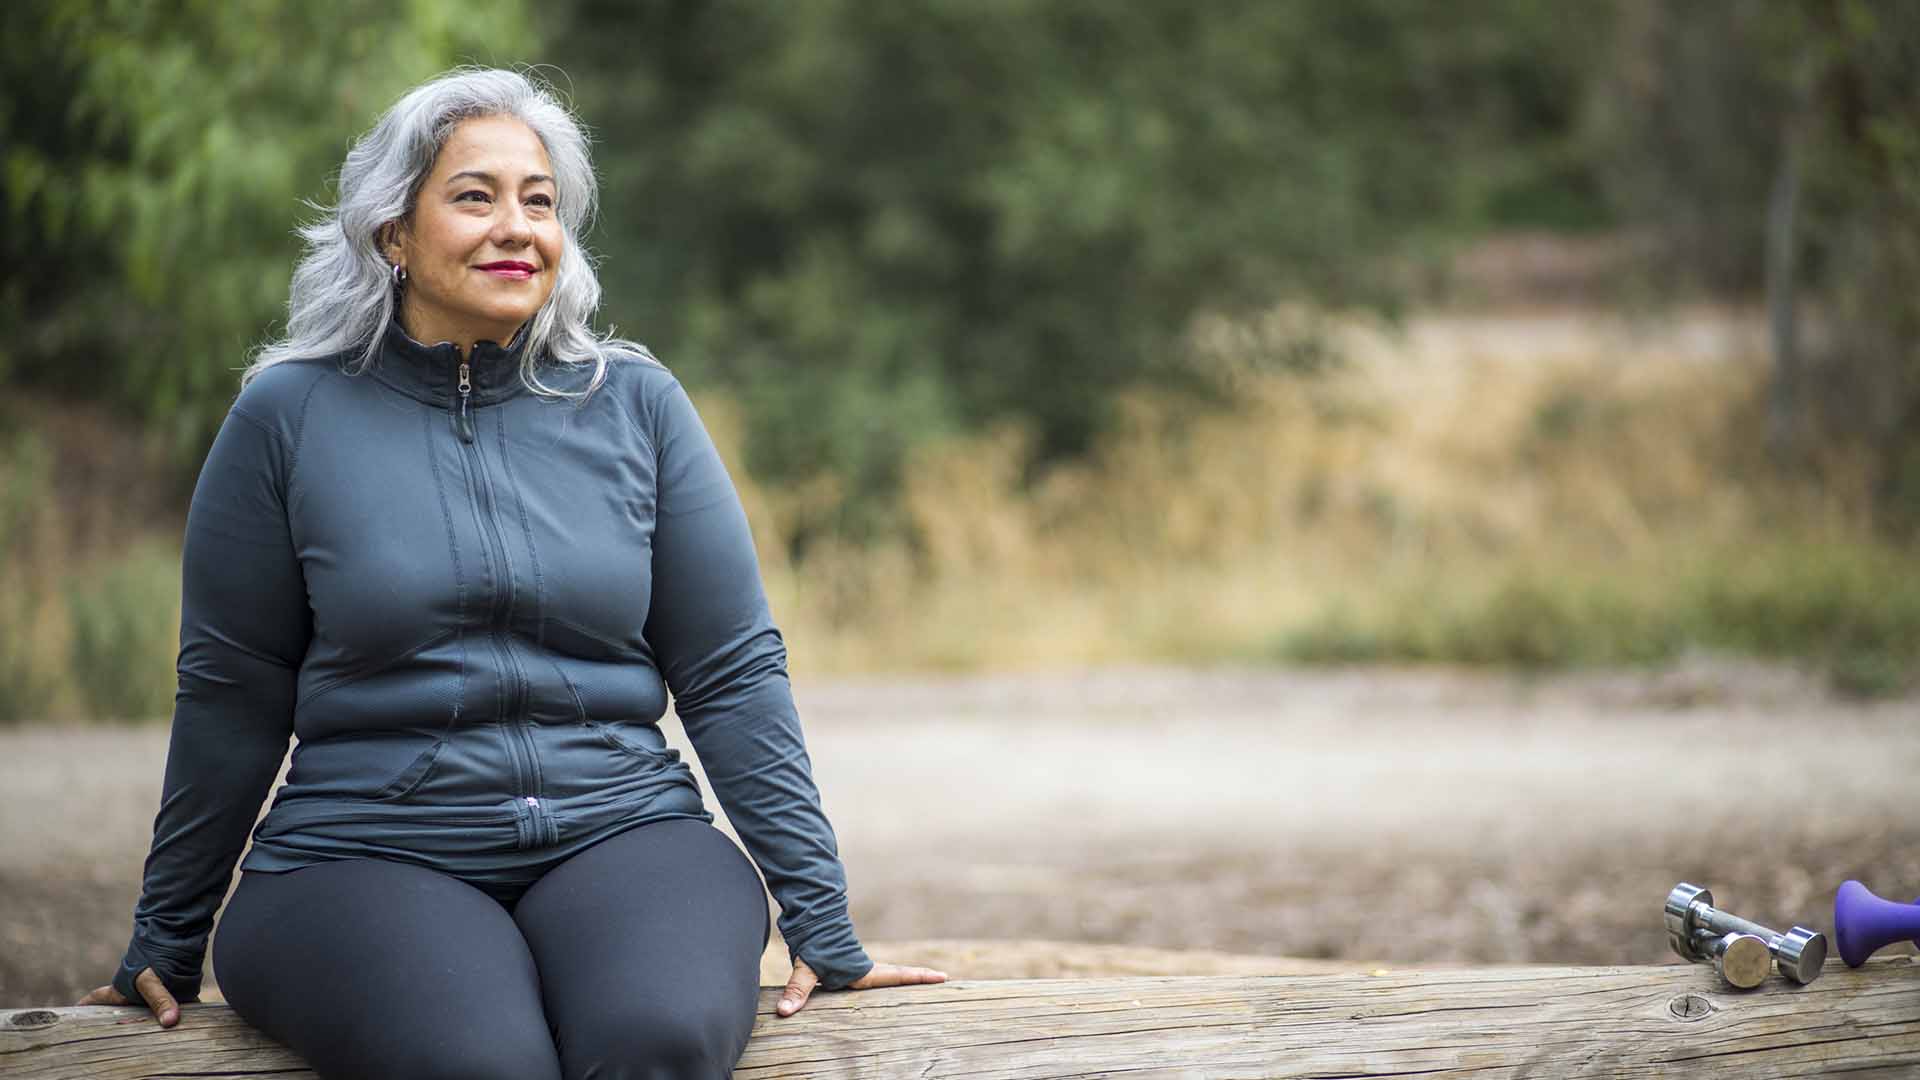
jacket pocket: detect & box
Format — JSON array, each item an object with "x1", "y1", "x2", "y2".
[
  {"x1": 286, "y1": 728, "x2": 447, "y2": 804},
  {"x1": 587, "y1": 718, "x2": 682, "y2": 766},
  {"x1": 372, "y1": 734, "x2": 448, "y2": 801},
  {"x1": 542, "y1": 616, "x2": 647, "y2": 663},
  {"x1": 303, "y1": 628, "x2": 459, "y2": 706}
]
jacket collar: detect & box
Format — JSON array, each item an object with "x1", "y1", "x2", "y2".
[{"x1": 368, "y1": 317, "x2": 534, "y2": 408}]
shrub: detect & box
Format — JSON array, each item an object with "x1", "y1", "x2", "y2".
[{"x1": 66, "y1": 543, "x2": 180, "y2": 722}]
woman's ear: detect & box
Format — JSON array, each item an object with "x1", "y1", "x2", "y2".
[{"x1": 378, "y1": 221, "x2": 405, "y2": 266}]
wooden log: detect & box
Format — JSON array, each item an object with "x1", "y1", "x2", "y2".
[{"x1": 6, "y1": 958, "x2": 1918, "y2": 1078}]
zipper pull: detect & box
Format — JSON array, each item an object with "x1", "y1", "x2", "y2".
[{"x1": 454, "y1": 361, "x2": 474, "y2": 443}]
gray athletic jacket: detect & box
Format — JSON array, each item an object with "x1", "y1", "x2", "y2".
[{"x1": 112, "y1": 320, "x2": 873, "y2": 1004}]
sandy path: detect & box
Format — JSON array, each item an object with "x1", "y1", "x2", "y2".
[{"x1": 4, "y1": 663, "x2": 1916, "y2": 1003}]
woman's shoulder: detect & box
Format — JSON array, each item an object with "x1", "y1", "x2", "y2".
[
  {"x1": 582, "y1": 341, "x2": 691, "y2": 422},
  {"x1": 229, "y1": 355, "x2": 343, "y2": 433},
  {"x1": 592, "y1": 339, "x2": 674, "y2": 382}
]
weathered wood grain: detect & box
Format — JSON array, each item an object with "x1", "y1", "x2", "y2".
[{"x1": 6, "y1": 959, "x2": 1918, "y2": 1078}]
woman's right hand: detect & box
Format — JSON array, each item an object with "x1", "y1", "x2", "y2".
[{"x1": 76, "y1": 966, "x2": 181, "y2": 1027}]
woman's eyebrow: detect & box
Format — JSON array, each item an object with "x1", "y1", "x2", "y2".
[{"x1": 444, "y1": 169, "x2": 555, "y2": 186}]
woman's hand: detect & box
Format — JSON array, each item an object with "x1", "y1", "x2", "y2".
[
  {"x1": 776, "y1": 958, "x2": 948, "y2": 1018},
  {"x1": 76, "y1": 967, "x2": 181, "y2": 1028}
]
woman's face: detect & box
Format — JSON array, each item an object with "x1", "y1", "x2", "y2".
[{"x1": 384, "y1": 114, "x2": 562, "y2": 352}]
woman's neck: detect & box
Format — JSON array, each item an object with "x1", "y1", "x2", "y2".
[{"x1": 396, "y1": 300, "x2": 523, "y2": 360}]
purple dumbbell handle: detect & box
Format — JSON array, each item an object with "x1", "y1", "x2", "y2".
[{"x1": 1832, "y1": 879, "x2": 1920, "y2": 968}]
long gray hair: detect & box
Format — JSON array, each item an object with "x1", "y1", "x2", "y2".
[{"x1": 245, "y1": 66, "x2": 650, "y2": 394}]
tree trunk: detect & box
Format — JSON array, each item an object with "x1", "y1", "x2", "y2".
[
  {"x1": 1766, "y1": 76, "x2": 1813, "y2": 463},
  {"x1": 7, "y1": 959, "x2": 1919, "y2": 1078}
]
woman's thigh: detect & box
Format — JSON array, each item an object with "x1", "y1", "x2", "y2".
[
  {"x1": 511, "y1": 818, "x2": 771, "y2": 1080},
  {"x1": 213, "y1": 859, "x2": 563, "y2": 1080}
]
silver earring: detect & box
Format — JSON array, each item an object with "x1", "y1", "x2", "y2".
[{"x1": 393, "y1": 263, "x2": 408, "y2": 286}]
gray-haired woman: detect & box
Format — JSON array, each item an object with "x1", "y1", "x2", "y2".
[{"x1": 77, "y1": 67, "x2": 944, "y2": 1079}]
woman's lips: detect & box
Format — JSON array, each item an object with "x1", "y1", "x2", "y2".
[{"x1": 477, "y1": 262, "x2": 537, "y2": 280}]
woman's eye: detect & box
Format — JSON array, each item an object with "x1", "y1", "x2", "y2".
[
  {"x1": 457, "y1": 190, "x2": 491, "y2": 203},
  {"x1": 527, "y1": 194, "x2": 554, "y2": 208}
]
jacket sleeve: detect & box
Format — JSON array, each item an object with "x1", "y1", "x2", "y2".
[
  {"x1": 112, "y1": 403, "x2": 306, "y2": 1004},
  {"x1": 640, "y1": 376, "x2": 875, "y2": 990}
]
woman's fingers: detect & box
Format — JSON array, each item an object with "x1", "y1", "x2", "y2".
[
  {"x1": 849, "y1": 963, "x2": 949, "y2": 990},
  {"x1": 776, "y1": 959, "x2": 952, "y2": 1018},
  {"x1": 74, "y1": 984, "x2": 130, "y2": 1007},
  {"x1": 776, "y1": 960, "x2": 819, "y2": 1017},
  {"x1": 136, "y1": 968, "x2": 182, "y2": 1027},
  {"x1": 74, "y1": 967, "x2": 178, "y2": 1027}
]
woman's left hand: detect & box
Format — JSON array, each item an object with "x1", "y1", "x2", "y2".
[{"x1": 776, "y1": 958, "x2": 948, "y2": 1017}]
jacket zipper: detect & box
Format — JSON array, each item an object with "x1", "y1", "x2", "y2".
[
  {"x1": 449, "y1": 365, "x2": 549, "y2": 845},
  {"x1": 454, "y1": 362, "x2": 474, "y2": 443},
  {"x1": 474, "y1": 442, "x2": 542, "y2": 831},
  {"x1": 452, "y1": 360, "x2": 522, "y2": 796},
  {"x1": 522, "y1": 794, "x2": 549, "y2": 848}
]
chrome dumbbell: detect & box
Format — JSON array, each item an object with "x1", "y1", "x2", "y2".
[
  {"x1": 1686, "y1": 927, "x2": 1772, "y2": 989},
  {"x1": 1666, "y1": 883, "x2": 1827, "y2": 985}
]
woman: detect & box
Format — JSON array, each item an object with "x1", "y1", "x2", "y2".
[{"x1": 77, "y1": 67, "x2": 944, "y2": 1079}]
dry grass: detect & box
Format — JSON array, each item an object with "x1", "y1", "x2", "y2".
[
  {"x1": 0, "y1": 399, "x2": 182, "y2": 723},
  {"x1": 3, "y1": 304, "x2": 1913, "y2": 723},
  {"x1": 754, "y1": 305, "x2": 1911, "y2": 685}
]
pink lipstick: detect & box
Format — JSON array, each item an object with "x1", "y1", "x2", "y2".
[{"x1": 477, "y1": 261, "x2": 537, "y2": 280}]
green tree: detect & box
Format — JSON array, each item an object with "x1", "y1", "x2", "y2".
[
  {"x1": 1590, "y1": 0, "x2": 1920, "y2": 527},
  {"x1": 556, "y1": 0, "x2": 1600, "y2": 546},
  {"x1": 2, "y1": 0, "x2": 535, "y2": 453},
  {"x1": 5, "y1": 0, "x2": 1617, "y2": 544}
]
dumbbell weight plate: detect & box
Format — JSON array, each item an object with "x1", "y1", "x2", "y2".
[{"x1": 1716, "y1": 932, "x2": 1773, "y2": 989}]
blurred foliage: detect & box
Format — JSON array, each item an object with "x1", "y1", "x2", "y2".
[
  {"x1": 1, "y1": 0, "x2": 534, "y2": 453},
  {"x1": 1591, "y1": 0, "x2": 1920, "y2": 529},
  {"x1": 0, "y1": 393, "x2": 188, "y2": 724},
  {"x1": 556, "y1": 0, "x2": 1602, "y2": 544},
  {"x1": 1284, "y1": 541, "x2": 1920, "y2": 697},
  {"x1": 0, "y1": 425, "x2": 61, "y2": 724},
  {"x1": 2, "y1": 2, "x2": 1917, "y2": 715},
  {"x1": 5, "y1": 1, "x2": 1915, "y2": 538},
  {"x1": 65, "y1": 541, "x2": 180, "y2": 721}
]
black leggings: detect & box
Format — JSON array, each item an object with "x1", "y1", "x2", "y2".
[{"x1": 211, "y1": 818, "x2": 771, "y2": 1080}]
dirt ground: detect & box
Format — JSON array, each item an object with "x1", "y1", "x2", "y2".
[{"x1": 4, "y1": 661, "x2": 1917, "y2": 1006}]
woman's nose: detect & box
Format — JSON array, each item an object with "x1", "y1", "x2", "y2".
[{"x1": 494, "y1": 204, "x2": 534, "y2": 246}]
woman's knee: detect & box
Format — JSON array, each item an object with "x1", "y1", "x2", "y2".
[{"x1": 560, "y1": 995, "x2": 757, "y2": 1080}]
